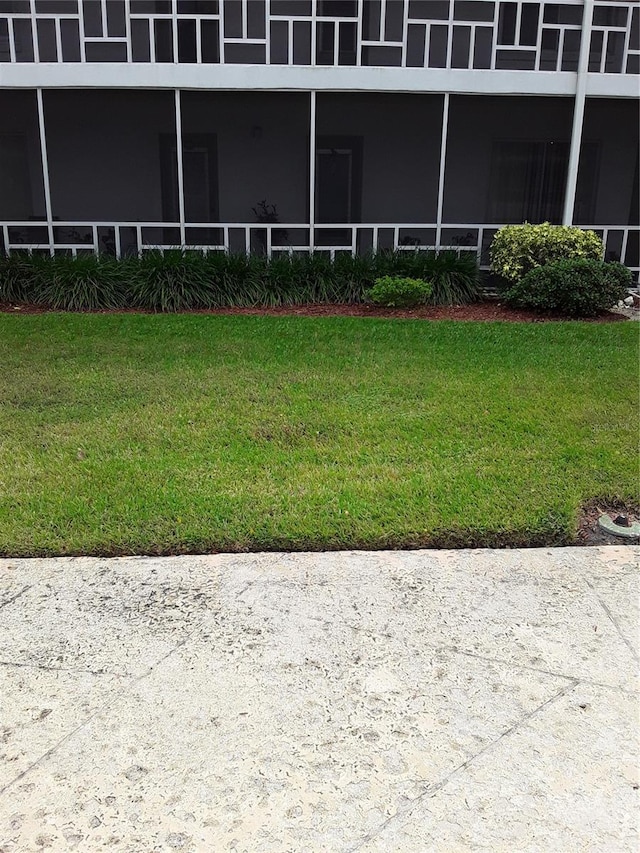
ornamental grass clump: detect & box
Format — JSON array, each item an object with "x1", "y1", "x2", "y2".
[
  {"x1": 32, "y1": 254, "x2": 128, "y2": 311},
  {"x1": 127, "y1": 250, "x2": 217, "y2": 312},
  {"x1": 415, "y1": 250, "x2": 480, "y2": 305},
  {"x1": 490, "y1": 223, "x2": 604, "y2": 285},
  {"x1": 0, "y1": 253, "x2": 40, "y2": 303}
]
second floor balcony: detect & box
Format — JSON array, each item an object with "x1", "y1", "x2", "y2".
[{"x1": 0, "y1": 0, "x2": 638, "y2": 85}]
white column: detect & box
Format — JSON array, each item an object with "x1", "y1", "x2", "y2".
[
  {"x1": 36, "y1": 88, "x2": 54, "y2": 256},
  {"x1": 435, "y1": 92, "x2": 450, "y2": 249},
  {"x1": 174, "y1": 89, "x2": 186, "y2": 247},
  {"x1": 563, "y1": 0, "x2": 595, "y2": 225},
  {"x1": 309, "y1": 90, "x2": 316, "y2": 251}
]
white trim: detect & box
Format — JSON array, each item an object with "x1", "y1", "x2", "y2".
[
  {"x1": 4, "y1": 220, "x2": 637, "y2": 272},
  {"x1": 584, "y1": 72, "x2": 640, "y2": 98},
  {"x1": 1, "y1": 62, "x2": 634, "y2": 97},
  {"x1": 0, "y1": 63, "x2": 596, "y2": 95}
]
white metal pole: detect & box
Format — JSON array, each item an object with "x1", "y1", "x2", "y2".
[
  {"x1": 309, "y1": 90, "x2": 316, "y2": 251},
  {"x1": 172, "y1": 0, "x2": 179, "y2": 63},
  {"x1": 36, "y1": 88, "x2": 54, "y2": 256},
  {"x1": 563, "y1": 0, "x2": 594, "y2": 226},
  {"x1": 29, "y1": 0, "x2": 40, "y2": 62},
  {"x1": 174, "y1": 89, "x2": 186, "y2": 247},
  {"x1": 100, "y1": 0, "x2": 108, "y2": 38},
  {"x1": 436, "y1": 92, "x2": 450, "y2": 249}
]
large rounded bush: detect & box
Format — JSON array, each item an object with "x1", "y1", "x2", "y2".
[
  {"x1": 504, "y1": 258, "x2": 631, "y2": 317},
  {"x1": 490, "y1": 223, "x2": 604, "y2": 285}
]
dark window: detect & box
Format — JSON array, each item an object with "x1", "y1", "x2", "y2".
[
  {"x1": 488, "y1": 139, "x2": 599, "y2": 224},
  {"x1": 488, "y1": 140, "x2": 568, "y2": 223},
  {"x1": 593, "y1": 5, "x2": 628, "y2": 28},
  {"x1": 160, "y1": 134, "x2": 219, "y2": 223},
  {"x1": 498, "y1": 2, "x2": 517, "y2": 44},
  {"x1": 178, "y1": 0, "x2": 218, "y2": 12},
  {"x1": 315, "y1": 135, "x2": 363, "y2": 248},
  {"x1": 318, "y1": 0, "x2": 357, "y2": 16}
]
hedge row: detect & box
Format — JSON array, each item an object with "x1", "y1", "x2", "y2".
[
  {"x1": 0, "y1": 250, "x2": 481, "y2": 312},
  {"x1": 1, "y1": 225, "x2": 632, "y2": 316}
]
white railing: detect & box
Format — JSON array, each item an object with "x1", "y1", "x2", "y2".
[
  {"x1": 2, "y1": 221, "x2": 638, "y2": 274},
  {"x1": 0, "y1": 1, "x2": 637, "y2": 74}
]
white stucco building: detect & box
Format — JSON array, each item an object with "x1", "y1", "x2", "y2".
[{"x1": 0, "y1": 0, "x2": 638, "y2": 274}]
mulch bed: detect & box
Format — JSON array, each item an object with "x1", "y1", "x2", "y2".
[{"x1": 0, "y1": 300, "x2": 630, "y2": 322}]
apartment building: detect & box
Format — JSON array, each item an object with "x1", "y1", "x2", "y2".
[{"x1": 0, "y1": 0, "x2": 638, "y2": 274}]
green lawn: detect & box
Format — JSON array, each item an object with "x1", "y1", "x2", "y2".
[{"x1": 0, "y1": 313, "x2": 637, "y2": 556}]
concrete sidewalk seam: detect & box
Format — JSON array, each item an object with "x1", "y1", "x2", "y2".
[
  {"x1": 0, "y1": 585, "x2": 32, "y2": 611},
  {"x1": 446, "y1": 647, "x2": 639, "y2": 695},
  {"x1": 584, "y1": 577, "x2": 640, "y2": 665},
  {"x1": 0, "y1": 625, "x2": 204, "y2": 798},
  {"x1": 345, "y1": 678, "x2": 580, "y2": 852},
  {"x1": 231, "y1": 595, "x2": 636, "y2": 695}
]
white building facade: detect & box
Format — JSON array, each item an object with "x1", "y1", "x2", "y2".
[{"x1": 0, "y1": 0, "x2": 638, "y2": 274}]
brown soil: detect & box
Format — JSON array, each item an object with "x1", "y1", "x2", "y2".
[
  {"x1": 577, "y1": 499, "x2": 640, "y2": 546},
  {"x1": 0, "y1": 300, "x2": 630, "y2": 322}
]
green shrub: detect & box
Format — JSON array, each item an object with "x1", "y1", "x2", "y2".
[
  {"x1": 368, "y1": 276, "x2": 433, "y2": 308},
  {"x1": 32, "y1": 254, "x2": 128, "y2": 311},
  {"x1": 603, "y1": 260, "x2": 634, "y2": 294},
  {"x1": 490, "y1": 223, "x2": 604, "y2": 285},
  {"x1": 504, "y1": 258, "x2": 630, "y2": 317}
]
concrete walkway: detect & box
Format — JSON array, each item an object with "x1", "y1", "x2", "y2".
[{"x1": 0, "y1": 546, "x2": 638, "y2": 852}]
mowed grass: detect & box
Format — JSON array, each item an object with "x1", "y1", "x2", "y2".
[{"x1": 0, "y1": 313, "x2": 637, "y2": 556}]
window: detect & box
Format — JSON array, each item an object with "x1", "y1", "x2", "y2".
[
  {"x1": 316, "y1": 136, "x2": 362, "y2": 223},
  {"x1": 159, "y1": 134, "x2": 219, "y2": 223},
  {"x1": 487, "y1": 139, "x2": 598, "y2": 223},
  {"x1": 315, "y1": 135, "x2": 363, "y2": 246}
]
